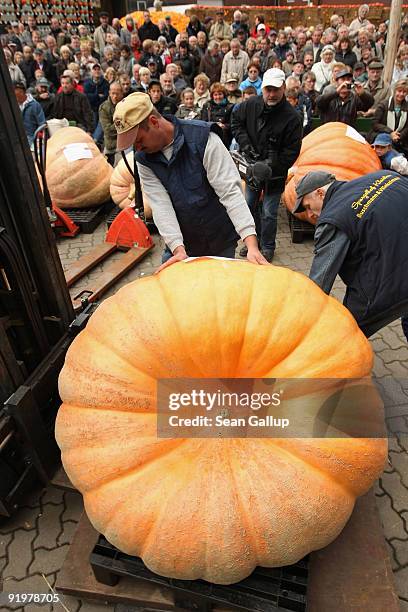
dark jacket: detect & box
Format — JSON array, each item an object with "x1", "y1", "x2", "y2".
[
  {"x1": 34, "y1": 92, "x2": 55, "y2": 119},
  {"x1": 33, "y1": 59, "x2": 58, "y2": 88},
  {"x1": 231, "y1": 94, "x2": 303, "y2": 191},
  {"x1": 19, "y1": 58, "x2": 36, "y2": 86},
  {"x1": 154, "y1": 95, "x2": 178, "y2": 115},
  {"x1": 167, "y1": 24, "x2": 179, "y2": 43},
  {"x1": 274, "y1": 42, "x2": 292, "y2": 62},
  {"x1": 316, "y1": 89, "x2": 374, "y2": 128},
  {"x1": 199, "y1": 52, "x2": 223, "y2": 84},
  {"x1": 187, "y1": 20, "x2": 206, "y2": 38},
  {"x1": 372, "y1": 97, "x2": 408, "y2": 152},
  {"x1": 53, "y1": 89, "x2": 94, "y2": 133},
  {"x1": 99, "y1": 96, "x2": 117, "y2": 153},
  {"x1": 138, "y1": 21, "x2": 160, "y2": 42},
  {"x1": 83, "y1": 77, "x2": 110, "y2": 112},
  {"x1": 139, "y1": 52, "x2": 164, "y2": 74},
  {"x1": 318, "y1": 171, "x2": 408, "y2": 334},
  {"x1": 174, "y1": 52, "x2": 195, "y2": 85},
  {"x1": 136, "y1": 117, "x2": 238, "y2": 256},
  {"x1": 56, "y1": 57, "x2": 72, "y2": 81},
  {"x1": 301, "y1": 88, "x2": 319, "y2": 116},
  {"x1": 335, "y1": 49, "x2": 358, "y2": 69},
  {"x1": 201, "y1": 98, "x2": 234, "y2": 148}
]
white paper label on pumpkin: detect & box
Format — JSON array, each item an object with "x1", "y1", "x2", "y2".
[
  {"x1": 345, "y1": 126, "x2": 367, "y2": 145},
  {"x1": 63, "y1": 143, "x2": 93, "y2": 162}
]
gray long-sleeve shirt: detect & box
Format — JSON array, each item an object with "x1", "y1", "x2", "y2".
[
  {"x1": 309, "y1": 223, "x2": 350, "y2": 293},
  {"x1": 137, "y1": 132, "x2": 256, "y2": 253}
]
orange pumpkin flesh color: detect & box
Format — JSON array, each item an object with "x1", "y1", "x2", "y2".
[
  {"x1": 46, "y1": 127, "x2": 113, "y2": 209},
  {"x1": 110, "y1": 151, "x2": 152, "y2": 218},
  {"x1": 55, "y1": 259, "x2": 387, "y2": 584},
  {"x1": 283, "y1": 122, "x2": 382, "y2": 223}
]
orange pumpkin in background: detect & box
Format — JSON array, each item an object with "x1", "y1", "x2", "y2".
[
  {"x1": 120, "y1": 10, "x2": 189, "y2": 32},
  {"x1": 110, "y1": 151, "x2": 152, "y2": 218},
  {"x1": 56, "y1": 258, "x2": 387, "y2": 585},
  {"x1": 46, "y1": 127, "x2": 113, "y2": 209},
  {"x1": 283, "y1": 122, "x2": 382, "y2": 223}
]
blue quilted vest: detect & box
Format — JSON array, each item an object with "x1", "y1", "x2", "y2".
[{"x1": 136, "y1": 117, "x2": 238, "y2": 256}]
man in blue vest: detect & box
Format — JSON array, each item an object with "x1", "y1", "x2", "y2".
[
  {"x1": 292, "y1": 169, "x2": 408, "y2": 338},
  {"x1": 113, "y1": 92, "x2": 267, "y2": 270}
]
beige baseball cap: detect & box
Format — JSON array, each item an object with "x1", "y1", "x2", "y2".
[{"x1": 113, "y1": 92, "x2": 154, "y2": 151}]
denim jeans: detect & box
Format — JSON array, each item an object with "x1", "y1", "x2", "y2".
[
  {"x1": 93, "y1": 116, "x2": 103, "y2": 145},
  {"x1": 161, "y1": 244, "x2": 237, "y2": 264},
  {"x1": 245, "y1": 183, "x2": 282, "y2": 252}
]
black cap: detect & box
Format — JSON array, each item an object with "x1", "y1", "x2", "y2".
[
  {"x1": 335, "y1": 68, "x2": 353, "y2": 80},
  {"x1": 293, "y1": 171, "x2": 336, "y2": 213}
]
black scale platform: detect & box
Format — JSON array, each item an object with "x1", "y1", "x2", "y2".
[
  {"x1": 90, "y1": 536, "x2": 308, "y2": 612},
  {"x1": 64, "y1": 200, "x2": 115, "y2": 234}
]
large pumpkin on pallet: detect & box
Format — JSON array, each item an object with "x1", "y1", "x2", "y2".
[
  {"x1": 110, "y1": 151, "x2": 152, "y2": 218},
  {"x1": 46, "y1": 127, "x2": 112, "y2": 209},
  {"x1": 55, "y1": 259, "x2": 387, "y2": 584},
  {"x1": 283, "y1": 122, "x2": 382, "y2": 222}
]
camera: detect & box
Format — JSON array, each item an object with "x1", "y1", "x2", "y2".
[{"x1": 346, "y1": 81, "x2": 353, "y2": 90}]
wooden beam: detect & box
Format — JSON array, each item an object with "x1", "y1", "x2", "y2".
[{"x1": 383, "y1": 0, "x2": 403, "y2": 87}]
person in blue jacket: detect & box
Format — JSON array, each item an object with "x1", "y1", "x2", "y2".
[
  {"x1": 372, "y1": 132, "x2": 408, "y2": 175},
  {"x1": 14, "y1": 81, "x2": 45, "y2": 149},
  {"x1": 293, "y1": 169, "x2": 408, "y2": 339},
  {"x1": 239, "y1": 63, "x2": 263, "y2": 95},
  {"x1": 83, "y1": 63, "x2": 109, "y2": 144}
]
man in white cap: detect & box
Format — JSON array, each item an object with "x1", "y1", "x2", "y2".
[
  {"x1": 231, "y1": 67, "x2": 302, "y2": 261},
  {"x1": 293, "y1": 169, "x2": 408, "y2": 339},
  {"x1": 113, "y1": 92, "x2": 268, "y2": 269}
]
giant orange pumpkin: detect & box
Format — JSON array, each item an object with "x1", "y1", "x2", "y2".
[
  {"x1": 46, "y1": 127, "x2": 113, "y2": 209},
  {"x1": 120, "y1": 10, "x2": 189, "y2": 33},
  {"x1": 283, "y1": 122, "x2": 382, "y2": 222},
  {"x1": 55, "y1": 259, "x2": 387, "y2": 584},
  {"x1": 110, "y1": 151, "x2": 152, "y2": 218}
]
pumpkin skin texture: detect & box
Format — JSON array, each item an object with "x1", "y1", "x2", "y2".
[
  {"x1": 45, "y1": 127, "x2": 113, "y2": 209},
  {"x1": 283, "y1": 122, "x2": 382, "y2": 223},
  {"x1": 110, "y1": 151, "x2": 152, "y2": 218},
  {"x1": 55, "y1": 259, "x2": 387, "y2": 584}
]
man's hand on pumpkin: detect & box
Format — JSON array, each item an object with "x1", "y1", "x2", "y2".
[
  {"x1": 244, "y1": 235, "x2": 269, "y2": 265},
  {"x1": 155, "y1": 245, "x2": 188, "y2": 273}
]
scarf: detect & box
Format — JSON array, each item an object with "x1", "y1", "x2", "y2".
[{"x1": 387, "y1": 96, "x2": 407, "y2": 132}]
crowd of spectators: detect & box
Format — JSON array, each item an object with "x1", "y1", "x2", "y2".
[{"x1": 2, "y1": 4, "x2": 408, "y2": 157}]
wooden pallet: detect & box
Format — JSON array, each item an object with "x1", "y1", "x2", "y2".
[{"x1": 56, "y1": 489, "x2": 399, "y2": 612}]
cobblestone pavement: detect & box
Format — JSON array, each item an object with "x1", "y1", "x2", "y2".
[{"x1": 0, "y1": 206, "x2": 407, "y2": 611}]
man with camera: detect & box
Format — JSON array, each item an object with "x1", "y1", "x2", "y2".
[
  {"x1": 231, "y1": 68, "x2": 303, "y2": 262},
  {"x1": 316, "y1": 68, "x2": 374, "y2": 128}
]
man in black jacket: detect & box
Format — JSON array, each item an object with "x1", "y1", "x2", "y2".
[
  {"x1": 316, "y1": 68, "x2": 374, "y2": 128},
  {"x1": 147, "y1": 81, "x2": 178, "y2": 115},
  {"x1": 293, "y1": 169, "x2": 408, "y2": 339},
  {"x1": 33, "y1": 48, "x2": 58, "y2": 89},
  {"x1": 53, "y1": 75, "x2": 94, "y2": 133},
  {"x1": 138, "y1": 11, "x2": 160, "y2": 43},
  {"x1": 231, "y1": 67, "x2": 302, "y2": 261}
]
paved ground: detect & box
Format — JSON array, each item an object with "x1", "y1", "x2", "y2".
[{"x1": 1, "y1": 205, "x2": 407, "y2": 611}]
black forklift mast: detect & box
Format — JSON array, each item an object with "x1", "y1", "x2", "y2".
[{"x1": 0, "y1": 49, "x2": 86, "y2": 516}]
